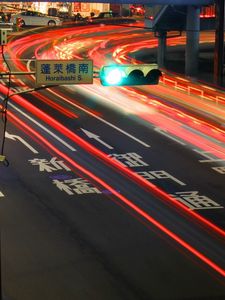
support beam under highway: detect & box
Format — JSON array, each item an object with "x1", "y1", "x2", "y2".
[
  {"x1": 185, "y1": 6, "x2": 200, "y2": 78},
  {"x1": 157, "y1": 31, "x2": 167, "y2": 68},
  {"x1": 214, "y1": 0, "x2": 224, "y2": 86}
]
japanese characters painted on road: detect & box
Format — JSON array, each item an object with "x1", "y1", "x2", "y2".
[
  {"x1": 108, "y1": 151, "x2": 223, "y2": 211},
  {"x1": 28, "y1": 156, "x2": 102, "y2": 196},
  {"x1": 36, "y1": 59, "x2": 93, "y2": 86},
  {"x1": 194, "y1": 149, "x2": 225, "y2": 174}
]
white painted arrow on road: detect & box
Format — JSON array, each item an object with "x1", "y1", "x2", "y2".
[
  {"x1": 5, "y1": 132, "x2": 39, "y2": 154},
  {"x1": 80, "y1": 128, "x2": 114, "y2": 149}
]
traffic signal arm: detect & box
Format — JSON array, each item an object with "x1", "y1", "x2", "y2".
[{"x1": 100, "y1": 64, "x2": 162, "y2": 86}]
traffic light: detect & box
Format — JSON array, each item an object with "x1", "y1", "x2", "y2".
[{"x1": 99, "y1": 64, "x2": 162, "y2": 86}]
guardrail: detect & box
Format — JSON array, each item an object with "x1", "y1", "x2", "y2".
[{"x1": 160, "y1": 72, "x2": 225, "y2": 107}]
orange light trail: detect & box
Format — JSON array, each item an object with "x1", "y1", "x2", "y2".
[
  {"x1": 1, "y1": 84, "x2": 224, "y2": 238},
  {"x1": 111, "y1": 32, "x2": 225, "y2": 111},
  {"x1": 47, "y1": 87, "x2": 103, "y2": 118},
  {"x1": 82, "y1": 31, "x2": 225, "y2": 141},
  {"x1": 3, "y1": 28, "x2": 225, "y2": 236},
  {"x1": 7, "y1": 109, "x2": 225, "y2": 278},
  {"x1": 75, "y1": 83, "x2": 225, "y2": 154},
  {"x1": 8, "y1": 28, "x2": 225, "y2": 140},
  {"x1": 32, "y1": 91, "x2": 78, "y2": 119}
]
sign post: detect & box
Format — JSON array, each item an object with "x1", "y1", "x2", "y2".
[{"x1": 36, "y1": 59, "x2": 93, "y2": 86}]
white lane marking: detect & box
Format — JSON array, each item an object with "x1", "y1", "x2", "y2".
[
  {"x1": 48, "y1": 88, "x2": 151, "y2": 148},
  {"x1": 6, "y1": 131, "x2": 39, "y2": 153},
  {"x1": 9, "y1": 103, "x2": 77, "y2": 152},
  {"x1": 81, "y1": 128, "x2": 114, "y2": 149},
  {"x1": 182, "y1": 124, "x2": 225, "y2": 146},
  {"x1": 154, "y1": 127, "x2": 186, "y2": 145}
]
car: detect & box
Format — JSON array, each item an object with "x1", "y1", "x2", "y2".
[
  {"x1": 10, "y1": 11, "x2": 62, "y2": 27},
  {"x1": 130, "y1": 5, "x2": 145, "y2": 16},
  {"x1": 93, "y1": 12, "x2": 120, "y2": 19},
  {"x1": 86, "y1": 11, "x2": 136, "y2": 25}
]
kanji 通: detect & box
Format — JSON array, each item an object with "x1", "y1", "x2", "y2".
[{"x1": 170, "y1": 191, "x2": 223, "y2": 210}]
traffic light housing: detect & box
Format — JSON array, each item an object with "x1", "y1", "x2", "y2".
[{"x1": 99, "y1": 64, "x2": 162, "y2": 86}]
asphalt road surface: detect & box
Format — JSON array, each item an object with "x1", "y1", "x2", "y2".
[
  {"x1": 0, "y1": 24, "x2": 224, "y2": 300},
  {"x1": 1, "y1": 113, "x2": 225, "y2": 300}
]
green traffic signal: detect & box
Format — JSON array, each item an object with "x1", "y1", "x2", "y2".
[
  {"x1": 100, "y1": 64, "x2": 161, "y2": 86},
  {"x1": 104, "y1": 67, "x2": 125, "y2": 85}
]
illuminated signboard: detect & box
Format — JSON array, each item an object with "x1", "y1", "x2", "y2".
[
  {"x1": 36, "y1": 59, "x2": 93, "y2": 86},
  {"x1": 0, "y1": 0, "x2": 214, "y2": 4}
]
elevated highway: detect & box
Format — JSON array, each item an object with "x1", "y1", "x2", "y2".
[
  {"x1": 0, "y1": 0, "x2": 214, "y2": 3},
  {"x1": 26, "y1": 0, "x2": 214, "y2": 4},
  {"x1": 3, "y1": 0, "x2": 222, "y2": 85}
]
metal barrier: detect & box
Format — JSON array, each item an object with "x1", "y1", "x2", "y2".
[{"x1": 160, "y1": 73, "x2": 225, "y2": 107}]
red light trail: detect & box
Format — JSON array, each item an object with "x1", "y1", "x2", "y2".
[
  {"x1": 1, "y1": 25, "x2": 225, "y2": 279},
  {"x1": 7, "y1": 108, "x2": 225, "y2": 278},
  {"x1": 2, "y1": 27, "x2": 224, "y2": 237},
  {"x1": 1, "y1": 83, "x2": 224, "y2": 239}
]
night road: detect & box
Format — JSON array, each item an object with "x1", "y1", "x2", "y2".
[{"x1": 0, "y1": 22, "x2": 224, "y2": 300}]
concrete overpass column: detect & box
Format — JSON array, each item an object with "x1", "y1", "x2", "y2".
[
  {"x1": 157, "y1": 31, "x2": 167, "y2": 68},
  {"x1": 121, "y1": 4, "x2": 131, "y2": 16},
  {"x1": 68, "y1": 3, "x2": 73, "y2": 17},
  {"x1": 214, "y1": 0, "x2": 225, "y2": 86},
  {"x1": 185, "y1": 5, "x2": 200, "y2": 78}
]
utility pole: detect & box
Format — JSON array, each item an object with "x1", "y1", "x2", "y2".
[
  {"x1": 0, "y1": 231, "x2": 2, "y2": 300},
  {"x1": 214, "y1": 0, "x2": 225, "y2": 86}
]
